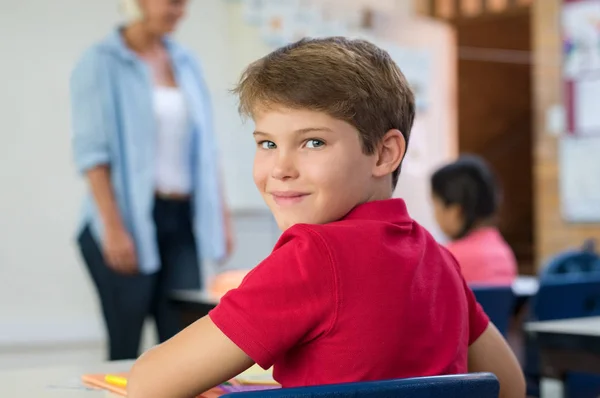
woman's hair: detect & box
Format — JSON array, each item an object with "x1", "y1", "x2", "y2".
[
  {"x1": 120, "y1": 0, "x2": 143, "y2": 22},
  {"x1": 431, "y1": 155, "x2": 501, "y2": 239}
]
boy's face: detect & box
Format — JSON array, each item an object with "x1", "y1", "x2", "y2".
[{"x1": 253, "y1": 107, "x2": 376, "y2": 230}]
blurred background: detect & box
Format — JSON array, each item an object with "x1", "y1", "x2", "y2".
[{"x1": 1, "y1": 1, "x2": 600, "y2": 396}]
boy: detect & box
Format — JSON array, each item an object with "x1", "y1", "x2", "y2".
[{"x1": 128, "y1": 37, "x2": 525, "y2": 398}]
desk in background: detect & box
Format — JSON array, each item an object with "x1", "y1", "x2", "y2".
[
  {"x1": 512, "y1": 275, "x2": 539, "y2": 298},
  {"x1": 525, "y1": 316, "x2": 600, "y2": 398},
  {"x1": 512, "y1": 275, "x2": 539, "y2": 315},
  {"x1": 0, "y1": 360, "x2": 133, "y2": 397},
  {"x1": 171, "y1": 289, "x2": 219, "y2": 328}
]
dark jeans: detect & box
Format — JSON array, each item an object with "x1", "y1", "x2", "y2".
[{"x1": 77, "y1": 197, "x2": 200, "y2": 360}]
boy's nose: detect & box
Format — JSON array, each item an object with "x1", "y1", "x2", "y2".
[{"x1": 271, "y1": 151, "x2": 299, "y2": 180}]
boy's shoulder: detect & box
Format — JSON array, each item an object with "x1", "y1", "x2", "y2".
[
  {"x1": 275, "y1": 214, "x2": 418, "y2": 257},
  {"x1": 278, "y1": 219, "x2": 385, "y2": 247}
]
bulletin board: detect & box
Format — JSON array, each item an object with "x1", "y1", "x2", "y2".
[
  {"x1": 559, "y1": 0, "x2": 600, "y2": 222},
  {"x1": 562, "y1": 0, "x2": 600, "y2": 136}
]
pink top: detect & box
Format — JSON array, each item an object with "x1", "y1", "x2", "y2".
[{"x1": 446, "y1": 227, "x2": 517, "y2": 285}]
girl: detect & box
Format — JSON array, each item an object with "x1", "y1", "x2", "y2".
[{"x1": 431, "y1": 155, "x2": 517, "y2": 284}]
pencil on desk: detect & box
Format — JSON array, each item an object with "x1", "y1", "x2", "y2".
[{"x1": 105, "y1": 374, "x2": 128, "y2": 387}]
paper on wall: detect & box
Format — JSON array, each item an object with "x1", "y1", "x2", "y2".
[{"x1": 559, "y1": 136, "x2": 600, "y2": 222}]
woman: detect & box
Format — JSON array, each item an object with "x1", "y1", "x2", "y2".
[
  {"x1": 430, "y1": 155, "x2": 517, "y2": 285},
  {"x1": 70, "y1": 0, "x2": 234, "y2": 360}
]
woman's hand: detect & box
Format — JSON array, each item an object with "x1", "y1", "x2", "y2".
[
  {"x1": 103, "y1": 225, "x2": 138, "y2": 274},
  {"x1": 85, "y1": 166, "x2": 138, "y2": 274}
]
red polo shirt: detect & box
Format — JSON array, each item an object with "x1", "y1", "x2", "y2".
[{"x1": 209, "y1": 199, "x2": 489, "y2": 387}]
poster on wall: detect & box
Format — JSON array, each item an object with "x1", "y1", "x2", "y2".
[
  {"x1": 258, "y1": 0, "x2": 301, "y2": 47},
  {"x1": 242, "y1": 0, "x2": 268, "y2": 25},
  {"x1": 559, "y1": 136, "x2": 600, "y2": 222},
  {"x1": 562, "y1": 0, "x2": 600, "y2": 135},
  {"x1": 381, "y1": 43, "x2": 433, "y2": 112},
  {"x1": 343, "y1": 30, "x2": 432, "y2": 112},
  {"x1": 258, "y1": 0, "x2": 348, "y2": 48},
  {"x1": 288, "y1": 2, "x2": 325, "y2": 39}
]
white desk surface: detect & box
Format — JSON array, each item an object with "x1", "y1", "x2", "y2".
[
  {"x1": 0, "y1": 360, "x2": 133, "y2": 397},
  {"x1": 512, "y1": 275, "x2": 539, "y2": 297},
  {"x1": 525, "y1": 316, "x2": 600, "y2": 337}
]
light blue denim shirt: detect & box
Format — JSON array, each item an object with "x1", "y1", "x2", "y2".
[{"x1": 70, "y1": 29, "x2": 225, "y2": 274}]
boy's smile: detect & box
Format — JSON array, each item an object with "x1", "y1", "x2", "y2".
[
  {"x1": 270, "y1": 191, "x2": 310, "y2": 206},
  {"x1": 252, "y1": 107, "x2": 378, "y2": 231}
]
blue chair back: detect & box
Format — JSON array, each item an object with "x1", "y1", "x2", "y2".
[
  {"x1": 539, "y1": 250, "x2": 600, "y2": 282},
  {"x1": 471, "y1": 285, "x2": 514, "y2": 336},
  {"x1": 220, "y1": 373, "x2": 499, "y2": 398},
  {"x1": 532, "y1": 276, "x2": 600, "y2": 321}
]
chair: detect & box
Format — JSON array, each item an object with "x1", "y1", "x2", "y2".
[
  {"x1": 471, "y1": 285, "x2": 514, "y2": 336},
  {"x1": 525, "y1": 276, "x2": 600, "y2": 397},
  {"x1": 220, "y1": 373, "x2": 499, "y2": 398},
  {"x1": 532, "y1": 277, "x2": 600, "y2": 321},
  {"x1": 539, "y1": 246, "x2": 600, "y2": 283}
]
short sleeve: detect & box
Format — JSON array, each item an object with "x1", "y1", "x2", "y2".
[
  {"x1": 465, "y1": 280, "x2": 490, "y2": 345},
  {"x1": 70, "y1": 48, "x2": 112, "y2": 173},
  {"x1": 209, "y1": 225, "x2": 337, "y2": 369}
]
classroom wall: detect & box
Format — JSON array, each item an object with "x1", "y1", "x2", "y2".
[
  {"x1": 0, "y1": 0, "x2": 277, "y2": 364},
  {"x1": 532, "y1": 0, "x2": 600, "y2": 266}
]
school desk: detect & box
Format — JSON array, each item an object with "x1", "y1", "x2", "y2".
[
  {"x1": 0, "y1": 360, "x2": 276, "y2": 397},
  {"x1": 512, "y1": 275, "x2": 539, "y2": 315},
  {"x1": 170, "y1": 289, "x2": 219, "y2": 328},
  {"x1": 0, "y1": 360, "x2": 133, "y2": 397},
  {"x1": 170, "y1": 276, "x2": 540, "y2": 328},
  {"x1": 512, "y1": 275, "x2": 539, "y2": 298},
  {"x1": 525, "y1": 316, "x2": 600, "y2": 398}
]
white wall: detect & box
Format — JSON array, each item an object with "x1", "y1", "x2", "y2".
[
  {"x1": 0, "y1": 0, "x2": 120, "y2": 351},
  {"x1": 0, "y1": 0, "x2": 277, "y2": 364}
]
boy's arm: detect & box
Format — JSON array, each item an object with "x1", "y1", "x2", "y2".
[
  {"x1": 468, "y1": 323, "x2": 526, "y2": 398},
  {"x1": 128, "y1": 226, "x2": 334, "y2": 398},
  {"x1": 127, "y1": 316, "x2": 254, "y2": 398}
]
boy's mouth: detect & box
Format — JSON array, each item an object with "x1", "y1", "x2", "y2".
[{"x1": 270, "y1": 191, "x2": 309, "y2": 206}]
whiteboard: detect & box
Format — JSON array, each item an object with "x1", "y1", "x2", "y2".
[{"x1": 180, "y1": 1, "x2": 269, "y2": 212}]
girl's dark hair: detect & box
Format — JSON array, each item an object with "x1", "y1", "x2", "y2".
[{"x1": 431, "y1": 155, "x2": 501, "y2": 239}]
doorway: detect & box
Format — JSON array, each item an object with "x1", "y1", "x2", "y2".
[{"x1": 455, "y1": 10, "x2": 534, "y2": 274}]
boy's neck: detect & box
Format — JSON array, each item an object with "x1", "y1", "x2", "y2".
[{"x1": 365, "y1": 182, "x2": 394, "y2": 203}]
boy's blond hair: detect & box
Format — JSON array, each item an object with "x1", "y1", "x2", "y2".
[{"x1": 234, "y1": 37, "x2": 415, "y2": 188}]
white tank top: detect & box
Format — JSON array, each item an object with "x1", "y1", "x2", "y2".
[{"x1": 153, "y1": 86, "x2": 192, "y2": 195}]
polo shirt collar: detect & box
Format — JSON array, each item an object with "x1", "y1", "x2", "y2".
[{"x1": 343, "y1": 199, "x2": 412, "y2": 224}]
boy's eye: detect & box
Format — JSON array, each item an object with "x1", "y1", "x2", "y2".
[
  {"x1": 306, "y1": 139, "x2": 325, "y2": 149},
  {"x1": 259, "y1": 141, "x2": 277, "y2": 149}
]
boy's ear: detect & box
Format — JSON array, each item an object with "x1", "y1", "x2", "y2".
[{"x1": 372, "y1": 129, "x2": 406, "y2": 179}]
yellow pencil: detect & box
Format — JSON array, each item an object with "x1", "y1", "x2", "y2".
[{"x1": 105, "y1": 374, "x2": 128, "y2": 387}]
